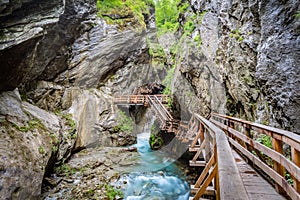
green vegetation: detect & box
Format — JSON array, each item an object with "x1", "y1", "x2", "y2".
[
  {"x1": 151, "y1": 123, "x2": 158, "y2": 134},
  {"x1": 256, "y1": 134, "x2": 272, "y2": 149},
  {"x1": 105, "y1": 184, "x2": 123, "y2": 200},
  {"x1": 57, "y1": 112, "x2": 77, "y2": 139},
  {"x1": 114, "y1": 110, "x2": 134, "y2": 134},
  {"x1": 62, "y1": 113, "x2": 76, "y2": 131},
  {"x1": 55, "y1": 163, "x2": 76, "y2": 177},
  {"x1": 256, "y1": 134, "x2": 274, "y2": 167},
  {"x1": 155, "y1": 0, "x2": 180, "y2": 34},
  {"x1": 178, "y1": 2, "x2": 189, "y2": 13},
  {"x1": 97, "y1": 0, "x2": 154, "y2": 29},
  {"x1": 50, "y1": 132, "x2": 59, "y2": 144},
  {"x1": 150, "y1": 124, "x2": 163, "y2": 149},
  {"x1": 295, "y1": 11, "x2": 300, "y2": 18},
  {"x1": 149, "y1": 133, "x2": 163, "y2": 149},
  {"x1": 162, "y1": 66, "x2": 175, "y2": 108},
  {"x1": 148, "y1": 42, "x2": 165, "y2": 58},
  {"x1": 162, "y1": 66, "x2": 175, "y2": 95},
  {"x1": 194, "y1": 34, "x2": 201, "y2": 43},
  {"x1": 229, "y1": 29, "x2": 244, "y2": 42},
  {"x1": 183, "y1": 20, "x2": 195, "y2": 35},
  {"x1": 148, "y1": 41, "x2": 167, "y2": 69},
  {"x1": 11, "y1": 118, "x2": 46, "y2": 133},
  {"x1": 51, "y1": 145, "x2": 58, "y2": 153},
  {"x1": 38, "y1": 146, "x2": 45, "y2": 154},
  {"x1": 285, "y1": 171, "x2": 294, "y2": 185}
]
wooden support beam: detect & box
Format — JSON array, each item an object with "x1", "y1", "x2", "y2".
[
  {"x1": 191, "y1": 185, "x2": 215, "y2": 196},
  {"x1": 194, "y1": 155, "x2": 215, "y2": 188},
  {"x1": 205, "y1": 130, "x2": 212, "y2": 161},
  {"x1": 193, "y1": 164, "x2": 218, "y2": 200},
  {"x1": 192, "y1": 138, "x2": 206, "y2": 162},
  {"x1": 191, "y1": 123, "x2": 204, "y2": 148},
  {"x1": 189, "y1": 160, "x2": 206, "y2": 167}
]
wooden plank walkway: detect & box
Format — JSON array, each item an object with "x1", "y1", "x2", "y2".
[{"x1": 232, "y1": 150, "x2": 287, "y2": 200}]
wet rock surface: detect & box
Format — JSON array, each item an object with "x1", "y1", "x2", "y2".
[
  {"x1": 176, "y1": 0, "x2": 300, "y2": 132},
  {"x1": 0, "y1": 90, "x2": 75, "y2": 199},
  {"x1": 42, "y1": 147, "x2": 140, "y2": 200},
  {"x1": 0, "y1": 0, "x2": 96, "y2": 90}
]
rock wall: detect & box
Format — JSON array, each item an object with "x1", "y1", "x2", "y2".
[
  {"x1": 0, "y1": 89, "x2": 75, "y2": 199},
  {"x1": 0, "y1": 0, "x2": 96, "y2": 90},
  {"x1": 174, "y1": 0, "x2": 300, "y2": 133},
  {"x1": 256, "y1": 0, "x2": 300, "y2": 132}
]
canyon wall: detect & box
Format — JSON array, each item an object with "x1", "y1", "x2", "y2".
[
  {"x1": 175, "y1": 0, "x2": 300, "y2": 132},
  {"x1": 0, "y1": 0, "x2": 299, "y2": 198}
]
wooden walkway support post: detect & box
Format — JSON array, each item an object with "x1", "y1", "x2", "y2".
[{"x1": 272, "y1": 132, "x2": 285, "y2": 194}]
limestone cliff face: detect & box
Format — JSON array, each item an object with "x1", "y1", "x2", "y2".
[
  {"x1": 175, "y1": 0, "x2": 300, "y2": 132},
  {"x1": 0, "y1": 0, "x2": 96, "y2": 90},
  {"x1": 256, "y1": 1, "x2": 300, "y2": 132},
  {"x1": 0, "y1": 90, "x2": 75, "y2": 199}
]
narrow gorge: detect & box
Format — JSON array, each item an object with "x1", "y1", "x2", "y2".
[{"x1": 0, "y1": 0, "x2": 299, "y2": 199}]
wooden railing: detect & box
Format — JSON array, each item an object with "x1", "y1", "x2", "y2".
[
  {"x1": 147, "y1": 95, "x2": 179, "y2": 132},
  {"x1": 148, "y1": 95, "x2": 173, "y2": 122},
  {"x1": 114, "y1": 94, "x2": 178, "y2": 132},
  {"x1": 113, "y1": 94, "x2": 169, "y2": 105},
  {"x1": 188, "y1": 113, "x2": 248, "y2": 199},
  {"x1": 211, "y1": 113, "x2": 300, "y2": 200}
]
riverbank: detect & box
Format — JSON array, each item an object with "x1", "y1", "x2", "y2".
[
  {"x1": 42, "y1": 132, "x2": 192, "y2": 199},
  {"x1": 42, "y1": 147, "x2": 140, "y2": 199}
]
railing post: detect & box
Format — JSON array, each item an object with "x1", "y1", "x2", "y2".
[
  {"x1": 200, "y1": 123, "x2": 204, "y2": 142},
  {"x1": 213, "y1": 138, "x2": 219, "y2": 200},
  {"x1": 227, "y1": 120, "x2": 235, "y2": 142},
  {"x1": 291, "y1": 147, "x2": 300, "y2": 193},
  {"x1": 244, "y1": 124, "x2": 253, "y2": 151},
  {"x1": 205, "y1": 129, "x2": 212, "y2": 162},
  {"x1": 272, "y1": 132, "x2": 285, "y2": 194}
]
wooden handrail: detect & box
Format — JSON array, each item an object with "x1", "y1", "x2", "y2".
[
  {"x1": 211, "y1": 113, "x2": 300, "y2": 149},
  {"x1": 189, "y1": 113, "x2": 248, "y2": 199},
  {"x1": 147, "y1": 96, "x2": 168, "y2": 121},
  {"x1": 113, "y1": 94, "x2": 169, "y2": 105},
  {"x1": 149, "y1": 95, "x2": 173, "y2": 120},
  {"x1": 211, "y1": 113, "x2": 300, "y2": 199}
]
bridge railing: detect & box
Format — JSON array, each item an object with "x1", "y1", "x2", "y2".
[
  {"x1": 147, "y1": 95, "x2": 169, "y2": 124},
  {"x1": 211, "y1": 113, "x2": 300, "y2": 200},
  {"x1": 113, "y1": 94, "x2": 169, "y2": 105},
  {"x1": 189, "y1": 113, "x2": 248, "y2": 199},
  {"x1": 114, "y1": 94, "x2": 178, "y2": 132}
]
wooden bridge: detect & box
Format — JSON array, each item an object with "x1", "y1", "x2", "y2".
[
  {"x1": 114, "y1": 95, "x2": 300, "y2": 200},
  {"x1": 114, "y1": 95, "x2": 179, "y2": 132}
]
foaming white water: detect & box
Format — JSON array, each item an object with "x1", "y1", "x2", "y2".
[
  {"x1": 116, "y1": 132, "x2": 190, "y2": 200},
  {"x1": 117, "y1": 172, "x2": 190, "y2": 200}
]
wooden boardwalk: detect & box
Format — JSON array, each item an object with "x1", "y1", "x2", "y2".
[{"x1": 232, "y1": 150, "x2": 286, "y2": 200}]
